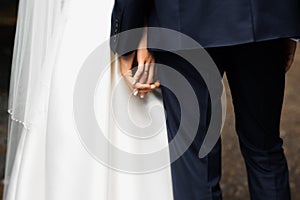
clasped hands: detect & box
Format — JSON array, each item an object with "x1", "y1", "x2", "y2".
[
  {"x1": 119, "y1": 48, "x2": 160, "y2": 99},
  {"x1": 118, "y1": 37, "x2": 297, "y2": 99}
]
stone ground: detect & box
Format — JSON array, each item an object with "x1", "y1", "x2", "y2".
[{"x1": 0, "y1": 2, "x2": 300, "y2": 199}]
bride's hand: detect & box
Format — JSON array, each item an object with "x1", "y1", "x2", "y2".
[
  {"x1": 119, "y1": 52, "x2": 155, "y2": 95},
  {"x1": 134, "y1": 48, "x2": 160, "y2": 98}
]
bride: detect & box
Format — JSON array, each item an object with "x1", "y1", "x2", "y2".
[{"x1": 4, "y1": 0, "x2": 174, "y2": 199}]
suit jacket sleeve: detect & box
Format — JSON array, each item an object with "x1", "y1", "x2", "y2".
[{"x1": 110, "y1": 0, "x2": 151, "y2": 55}]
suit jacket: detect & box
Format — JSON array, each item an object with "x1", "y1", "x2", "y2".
[{"x1": 110, "y1": 0, "x2": 300, "y2": 53}]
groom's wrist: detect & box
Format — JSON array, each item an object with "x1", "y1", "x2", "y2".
[{"x1": 121, "y1": 50, "x2": 136, "y2": 57}]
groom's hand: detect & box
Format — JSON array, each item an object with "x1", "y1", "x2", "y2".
[
  {"x1": 134, "y1": 48, "x2": 160, "y2": 98},
  {"x1": 119, "y1": 52, "x2": 158, "y2": 96}
]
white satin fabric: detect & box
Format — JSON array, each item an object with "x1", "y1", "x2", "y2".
[{"x1": 4, "y1": 0, "x2": 174, "y2": 199}]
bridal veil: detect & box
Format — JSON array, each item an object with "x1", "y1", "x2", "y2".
[{"x1": 4, "y1": 0, "x2": 173, "y2": 199}]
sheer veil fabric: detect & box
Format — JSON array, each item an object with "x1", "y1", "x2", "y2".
[{"x1": 4, "y1": 0, "x2": 174, "y2": 199}]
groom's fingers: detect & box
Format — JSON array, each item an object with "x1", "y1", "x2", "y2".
[
  {"x1": 123, "y1": 72, "x2": 160, "y2": 97},
  {"x1": 120, "y1": 54, "x2": 158, "y2": 98},
  {"x1": 137, "y1": 81, "x2": 160, "y2": 98},
  {"x1": 146, "y1": 62, "x2": 155, "y2": 85},
  {"x1": 135, "y1": 82, "x2": 152, "y2": 90},
  {"x1": 123, "y1": 71, "x2": 153, "y2": 90}
]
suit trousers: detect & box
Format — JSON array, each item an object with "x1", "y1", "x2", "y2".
[{"x1": 153, "y1": 39, "x2": 291, "y2": 200}]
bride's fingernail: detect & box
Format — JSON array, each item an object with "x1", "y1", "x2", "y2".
[
  {"x1": 140, "y1": 95, "x2": 144, "y2": 99},
  {"x1": 133, "y1": 90, "x2": 138, "y2": 96}
]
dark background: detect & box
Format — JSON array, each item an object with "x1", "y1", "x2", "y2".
[
  {"x1": 0, "y1": 1, "x2": 299, "y2": 199},
  {"x1": 0, "y1": 0, "x2": 18, "y2": 197}
]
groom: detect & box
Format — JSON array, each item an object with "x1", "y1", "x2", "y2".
[{"x1": 110, "y1": 0, "x2": 300, "y2": 199}]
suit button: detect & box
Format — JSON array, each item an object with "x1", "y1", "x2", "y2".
[
  {"x1": 116, "y1": 18, "x2": 119, "y2": 26},
  {"x1": 115, "y1": 25, "x2": 119, "y2": 34},
  {"x1": 113, "y1": 35, "x2": 117, "y2": 42},
  {"x1": 114, "y1": 18, "x2": 120, "y2": 41}
]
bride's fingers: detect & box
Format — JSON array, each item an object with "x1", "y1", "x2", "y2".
[
  {"x1": 124, "y1": 71, "x2": 151, "y2": 88},
  {"x1": 138, "y1": 89, "x2": 154, "y2": 94},
  {"x1": 139, "y1": 62, "x2": 150, "y2": 84},
  {"x1": 138, "y1": 61, "x2": 151, "y2": 98},
  {"x1": 140, "y1": 59, "x2": 156, "y2": 98},
  {"x1": 123, "y1": 71, "x2": 136, "y2": 90},
  {"x1": 133, "y1": 63, "x2": 145, "y2": 82}
]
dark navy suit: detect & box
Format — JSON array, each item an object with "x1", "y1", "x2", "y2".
[
  {"x1": 111, "y1": 0, "x2": 300, "y2": 50},
  {"x1": 110, "y1": 1, "x2": 300, "y2": 199}
]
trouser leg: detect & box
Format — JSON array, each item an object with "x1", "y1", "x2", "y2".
[
  {"x1": 154, "y1": 50, "x2": 222, "y2": 200},
  {"x1": 225, "y1": 39, "x2": 291, "y2": 200}
]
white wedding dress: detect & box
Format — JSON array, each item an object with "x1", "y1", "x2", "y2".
[{"x1": 4, "y1": 0, "x2": 174, "y2": 199}]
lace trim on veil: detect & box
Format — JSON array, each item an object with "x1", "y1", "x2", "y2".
[{"x1": 7, "y1": 110, "x2": 29, "y2": 130}]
